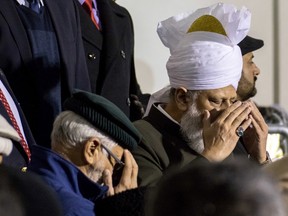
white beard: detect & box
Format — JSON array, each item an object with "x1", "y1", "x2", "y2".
[
  {"x1": 87, "y1": 160, "x2": 105, "y2": 184},
  {"x1": 180, "y1": 103, "x2": 204, "y2": 154}
]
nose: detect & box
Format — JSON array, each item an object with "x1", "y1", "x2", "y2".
[{"x1": 254, "y1": 65, "x2": 260, "y2": 76}]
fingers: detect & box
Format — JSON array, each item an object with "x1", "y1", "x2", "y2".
[
  {"x1": 248, "y1": 114, "x2": 268, "y2": 145},
  {"x1": 130, "y1": 94, "x2": 139, "y2": 100},
  {"x1": 242, "y1": 113, "x2": 268, "y2": 162},
  {"x1": 130, "y1": 94, "x2": 145, "y2": 116},
  {"x1": 214, "y1": 101, "x2": 251, "y2": 130},
  {"x1": 246, "y1": 100, "x2": 268, "y2": 132},
  {"x1": 121, "y1": 150, "x2": 132, "y2": 178},
  {"x1": 213, "y1": 101, "x2": 242, "y2": 125},
  {"x1": 239, "y1": 117, "x2": 252, "y2": 132},
  {"x1": 129, "y1": 151, "x2": 138, "y2": 187},
  {"x1": 103, "y1": 169, "x2": 114, "y2": 196},
  {"x1": 202, "y1": 108, "x2": 241, "y2": 162},
  {"x1": 230, "y1": 104, "x2": 251, "y2": 130},
  {"x1": 114, "y1": 150, "x2": 138, "y2": 194},
  {"x1": 122, "y1": 150, "x2": 138, "y2": 187}
]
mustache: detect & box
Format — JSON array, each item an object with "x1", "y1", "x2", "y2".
[{"x1": 254, "y1": 76, "x2": 257, "y2": 82}]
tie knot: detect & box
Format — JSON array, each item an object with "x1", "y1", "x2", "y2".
[
  {"x1": 27, "y1": 0, "x2": 41, "y2": 13},
  {"x1": 84, "y1": 0, "x2": 93, "y2": 9},
  {"x1": 27, "y1": 0, "x2": 38, "y2": 3},
  {"x1": 82, "y1": 0, "x2": 100, "y2": 30}
]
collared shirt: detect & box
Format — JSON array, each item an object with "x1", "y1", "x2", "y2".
[
  {"x1": 17, "y1": 0, "x2": 44, "y2": 7},
  {"x1": 156, "y1": 103, "x2": 180, "y2": 125},
  {"x1": 0, "y1": 80, "x2": 27, "y2": 143},
  {"x1": 78, "y1": 0, "x2": 101, "y2": 27}
]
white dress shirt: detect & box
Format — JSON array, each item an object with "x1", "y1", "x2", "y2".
[{"x1": 0, "y1": 80, "x2": 27, "y2": 143}]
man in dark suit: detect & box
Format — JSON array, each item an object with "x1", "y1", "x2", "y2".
[
  {"x1": 0, "y1": 0, "x2": 91, "y2": 148},
  {"x1": 0, "y1": 70, "x2": 35, "y2": 170},
  {"x1": 76, "y1": 0, "x2": 149, "y2": 121}
]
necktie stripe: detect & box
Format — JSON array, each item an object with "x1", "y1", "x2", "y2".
[
  {"x1": 83, "y1": 0, "x2": 100, "y2": 30},
  {"x1": 0, "y1": 89, "x2": 31, "y2": 160}
]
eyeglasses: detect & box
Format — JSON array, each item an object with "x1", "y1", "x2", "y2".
[{"x1": 101, "y1": 144, "x2": 125, "y2": 171}]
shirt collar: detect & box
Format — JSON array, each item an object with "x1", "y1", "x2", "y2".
[
  {"x1": 17, "y1": 0, "x2": 44, "y2": 6},
  {"x1": 156, "y1": 103, "x2": 180, "y2": 125},
  {"x1": 78, "y1": 0, "x2": 97, "y2": 6}
]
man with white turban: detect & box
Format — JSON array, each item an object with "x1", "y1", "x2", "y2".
[{"x1": 132, "y1": 3, "x2": 270, "y2": 187}]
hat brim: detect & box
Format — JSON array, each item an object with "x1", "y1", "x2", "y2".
[{"x1": 238, "y1": 35, "x2": 264, "y2": 56}]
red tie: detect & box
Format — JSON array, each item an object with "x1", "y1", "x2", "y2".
[
  {"x1": 0, "y1": 89, "x2": 31, "y2": 161},
  {"x1": 83, "y1": 0, "x2": 100, "y2": 30}
]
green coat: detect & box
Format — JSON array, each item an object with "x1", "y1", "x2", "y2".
[
  {"x1": 133, "y1": 104, "x2": 203, "y2": 187},
  {"x1": 133, "y1": 104, "x2": 249, "y2": 187}
]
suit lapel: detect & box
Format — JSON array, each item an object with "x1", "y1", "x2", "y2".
[
  {"x1": 97, "y1": 0, "x2": 128, "y2": 59},
  {"x1": 0, "y1": 0, "x2": 32, "y2": 65},
  {"x1": 0, "y1": 70, "x2": 19, "y2": 131},
  {"x1": 0, "y1": 71, "x2": 20, "y2": 112},
  {"x1": 77, "y1": 2, "x2": 103, "y2": 50},
  {"x1": 0, "y1": 70, "x2": 36, "y2": 152}
]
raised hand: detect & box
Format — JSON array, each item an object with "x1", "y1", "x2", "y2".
[
  {"x1": 103, "y1": 150, "x2": 138, "y2": 196},
  {"x1": 201, "y1": 101, "x2": 252, "y2": 161},
  {"x1": 242, "y1": 100, "x2": 268, "y2": 163}
]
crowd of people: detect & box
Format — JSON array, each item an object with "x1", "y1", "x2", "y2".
[{"x1": 0, "y1": 1, "x2": 287, "y2": 215}]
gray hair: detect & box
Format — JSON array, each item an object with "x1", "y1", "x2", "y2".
[{"x1": 51, "y1": 111, "x2": 117, "y2": 152}]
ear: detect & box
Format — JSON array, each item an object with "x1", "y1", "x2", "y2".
[
  {"x1": 174, "y1": 87, "x2": 191, "y2": 111},
  {"x1": 83, "y1": 137, "x2": 101, "y2": 165}
]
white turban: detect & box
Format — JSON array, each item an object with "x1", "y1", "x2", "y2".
[
  {"x1": 144, "y1": 3, "x2": 251, "y2": 117},
  {"x1": 157, "y1": 2, "x2": 251, "y2": 90},
  {"x1": 0, "y1": 115, "x2": 20, "y2": 156}
]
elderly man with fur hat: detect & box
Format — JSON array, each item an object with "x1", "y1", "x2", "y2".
[
  {"x1": 133, "y1": 3, "x2": 270, "y2": 187},
  {"x1": 28, "y1": 90, "x2": 142, "y2": 216}
]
